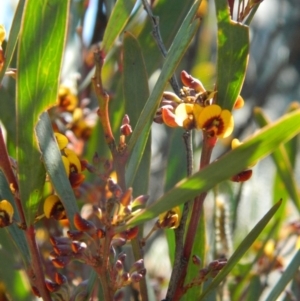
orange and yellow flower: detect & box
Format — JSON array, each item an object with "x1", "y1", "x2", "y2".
[
  {"x1": 43, "y1": 195, "x2": 66, "y2": 220},
  {"x1": 196, "y1": 104, "x2": 234, "y2": 138},
  {"x1": 158, "y1": 206, "x2": 181, "y2": 229}
]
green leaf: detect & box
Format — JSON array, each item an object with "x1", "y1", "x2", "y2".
[
  {"x1": 118, "y1": 108, "x2": 300, "y2": 230},
  {"x1": 122, "y1": 32, "x2": 151, "y2": 193},
  {"x1": 0, "y1": 0, "x2": 26, "y2": 83},
  {"x1": 137, "y1": 0, "x2": 195, "y2": 75},
  {"x1": 102, "y1": 0, "x2": 136, "y2": 55},
  {"x1": 35, "y1": 112, "x2": 79, "y2": 227},
  {"x1": 0, "y1": 171, "x2": 30, "y2": 267},
  {"x1": 126, "y1": 0, "x2": 201, "y2": 184},
  {"x1": 16, "y1": 0, "x2": 70, "y2": 224},
  {"x1": 265, "y1": 249, "x2": 300, "y2": 301},
  {"x1": 254, "y1": 107, "x2": 300, "y2": 211},
  {"x1": 215, "y1": 0, "x2": 249, "y2": 110},
  {"x1": 198, "y1": 200, "x2": 282, "y2": 300}
]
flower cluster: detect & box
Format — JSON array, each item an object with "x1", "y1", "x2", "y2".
[
  {"x1": 43, "y1": 133, "x2": 85, "y2": 221},
  {"x1": 155, "y1": 70, "x2": 244, "y2": 139}
]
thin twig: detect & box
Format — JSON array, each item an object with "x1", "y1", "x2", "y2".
[{"x1": 141, "y1": 0, "x2": 180, "y2": 95}]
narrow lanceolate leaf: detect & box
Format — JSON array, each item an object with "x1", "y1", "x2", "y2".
[
  {"x1": 198, "y1": 200, "x2": 282, "y2": 300},
  {"x1": 214, "y1": 0, "x2": 249, "y2": 110},
  {"x1": 101, "y1": 0, "x2": 136, "y2": 55},
  {"x1": 35, "y1": 112, "x2": 79, "y2": 227},
  {"x1": 16, "y1": 0, "x2": 70, "y2": 224},
  {"x1": 0, "y1": 0, "x2": 26, "y2": 84},
  {"x1": 0, "y1": 171, "x2": 30, "y2": 267},
  {"x1": 122, "y1": 32, "x2": 150, "y2": 192},
  {"x1": 117, "y1": 108, "x2": 300, "y2": 231},
  {"x1": 254, "y1": 107, "x2": 300, "y2": 211},
  {"x1": 128, "y1": 0, "x2": 201, "y2": 156},
  {"x1": 265, "y1": 249, "x2": 300, "y2": 301}
]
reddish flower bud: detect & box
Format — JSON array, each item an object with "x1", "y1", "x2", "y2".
[
  {"x1": 120, "y1": 124, "x2": 132, "y2": 136},
  {"x1": 192, "y1": 255, "x2": 202, "y2": 266},
  {"x1": 231, "y1": 169, "x2": 252, "y2": 182},
  {"x1": 181, "y1": 70, "x2": 205, "y2": 93},
  {"x1": 122, "y1": 114, "x2": 130, "y2": 125},
  {"x1": 45, "y1": 279, "x2": 60, "y2": 292},
  {"x1": 52, "y1": 256, "x2": 70, "y2": 268},
  {"x1": 120, "y1": 226, "x2": 139, "y2": 240},
  {"x1": 74, "y1": 213, "x2": 96, "y2": 232},
  {"x1": 53, "y1": 244, "x2": 72, "y2": 256},
  {"x1": 50, "y1": 236, "x2": 70, "y2": 246},
  {"x1": 67, "y1": 230, "x2": 84, "y2": 240},
  {"x1": 130, "y1": 272, "x2": 143, "y2": 282},
  {"x1": 55, "y1": 272, "x2": 67, "y2": 285}
]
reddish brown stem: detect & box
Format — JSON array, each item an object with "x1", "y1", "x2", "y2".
[
  {"x1": 25, "y1": 225, "x2": 52, "y2": 301},
  {"x1": 172, "y1": 133, "x2": 215, "y2": 300},
  {"x1": 0, "y1": 126, "x2": 26, "y2": 228}
]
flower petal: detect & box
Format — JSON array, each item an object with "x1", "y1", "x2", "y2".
[
  {"x1": 64, "y1": 149, "x2": 82, "y2": 173},
  {"x1": 219, "y1": 110, "x2": 234, "y2": 138},
  {"x1": 54, "y1": 133, "x2": 69, "y2": 150},
  {"x1": 197, "y1": 104, "x2": 222, "y2": 129},
  {"x1": 161, "y1": 107, "x2": 179, "y2": 127},
  {"x1": 0, "y1": 200, "x2": 14, "y2": 227}
]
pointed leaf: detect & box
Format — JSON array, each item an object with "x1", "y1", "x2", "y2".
[
  {"x1": 16, "y1": 0, "x2": 70, "y2": 224},
  {"x1": 0, "y1": 0, "x2": 26, "y2": 83},
  {"x1": 215, "y1": 0, "x2": 249, "y2": 110},
  {"x1": 265, "y1": 249, "x2": 300, "y2": 301},
  {"x1": 102, "y1": 0, "x2": 136, "y2": 55},
  {"x1": 122, "y1": 32, "x2": 150, "y2": 192},
  {"x1": 35, "y1": 112, "x2": 79, "y2": 228},
  {"x1": 254, "y1": 107, "x2": 300, "y2": 211}
]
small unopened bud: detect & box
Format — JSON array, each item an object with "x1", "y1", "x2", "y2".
[
  {"x1": 67, "y1": 230, "x2": 84, "y2": 240},
  {"x1": 231, "y1": 169, "x2": 252, "y2": 182},
  {"x1": 208, "y1": 260, "x2": 219, "y2": 270},
  {"x1": 111, "y1": 237, "x2": 127, "y2": 247},
  {"x1": 50, "y1": 236, "x2": 70, "y2": 246},
  {"x1": 107, "y1": 179, "x2": 123, "y2": 198},
  {"x1": 53, "y1": 244, "x2": 72, "y2": 256},
  {"x1": 55, "y1": 273, "x2": 67, "y2": 285},
  {"x1": 162, "y1": 91, "x2": 182, "y2": 103},
  {"x1": 120, "y1": 124, "x2": 132, "y2": 136},
  {"x1": 121, "y1": 272, "x2": 130, "y2": 283},
  {"x1": 71, "y1": 241, "x2": 86, "y2": 254},
  {"x1": 130, "y1": 272, "x2": 143, "y2": 282},
  {"x1": 120, "y1": 226, "x2": 139, "y2": 240},
  {"x1": 74, "y1": 213, "x2": 96, "y2": 232},
  {"x1": 181, "y1": 70, "x2": 205, "y2": 93},
  {"x1": 130, "y1": 259, "x2": 144, "y2": 273},
  {"x1": 45, "y1": 279, "x2": 60, "y2": 292},
  {"x1": 192, "y1": 255, "x2": 202, "y2": 266},
  {"x1": 132, "y1": 195, "x2": 149, "y2": 211},
  {"x1": 199, "y1": 268, "x2": 209, "y2": 279},
  {"x1": 118, "y1": 252, "x2": 127, "y2": 263},
  {"x1": 97, "y1": 228, "x2": 106, "y2": 238},
  {"x1": 234, "y1": 95, "x2": 244, "y2": 109},
  {"x1": 122, "y1": 114, "x2": 130, "y2": 125},
  {"x1": 114, "y1": 260, "x2": 124, "y2": 273},
  {"x1": 52, "y1": 256, "x2": 70, "y2": 268}
]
